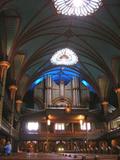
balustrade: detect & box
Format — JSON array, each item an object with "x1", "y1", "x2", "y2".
[
  {"x1": 21, "y1": 129, "x2": 106, "y2": 140},
  {"x1": 1, "y1": 119, "x2": 19, "y2": 138}
]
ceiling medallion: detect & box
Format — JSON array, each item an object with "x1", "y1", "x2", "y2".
[
  {"x1": 53, "y1": 0, "x2": 102, "y2": 16},
  {"x1": 50, "y1": 48, "x2": 78, "y2": 65}
]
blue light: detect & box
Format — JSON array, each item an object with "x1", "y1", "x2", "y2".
[
  {"x1": 34, "y1": 77, "x2": 44, "y2": 85},
  {"x1": 31, "y1": 67, "x2": 94, "y2": 93},
  {"x1": 82, "y1": 80, "x2": 89, "y2": 87},
  {"x1": 82, "y1": 80, "x2": 94, "y2": 92},
  {"x1": 32, "y1": 67, "x2": 80, "y2": 88}
]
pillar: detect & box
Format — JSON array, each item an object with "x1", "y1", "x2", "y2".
[
  {"x1": 16, "y1": 99, "x2": 23, "y2": 113},
  {"x1": 9, "y1": 84, "x2": 17, "y2": 147},
  {"x1": 115, "y1": 88, "x2": 120, "y2": 108},
  {"x1": 70, "y1": 140, "x2": 74, "y2": 150},
  {"x1": 0, "y1": 61, "x2": 10, "y2": 125},
  {"x1": 9, "y1": 84, "x2": 17, "y2": 133},
  {"x1": 98, "y1": 76, "x2": 110, "y2": 115},
  {"x1": 101, "y1": 101, "x2": 109, "y2": 115},
  {"x1": 71, "y1": 123, "x2": 74, "y2": 133}
]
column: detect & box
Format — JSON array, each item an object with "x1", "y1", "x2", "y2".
[
  {"x1": 71, "y1": 123, "x2": 74, "y2": 133},
  {"x1": 115, "y1": 88, "x2": 120, "y2": 108},
  {"x1": 46, "y1": 118, "x2": 51, "y2": 152},
  {"x1": 98, "y1": 76, "x2": 110, "y2": 115},
  {"x1": 16, "y1": 99, "x2": 23, "y2": 113},
  {"x1": 70, "y1": 140, "x2": 73, "y2": 150},
  {"x1": 45, "y1": 76, "x2": 52, "y2": 108},
  {"x1": 101, "y1": 101, "x2": 109, "y2": 115},
  {"x1": 0, "y1": 61, "x2": 10, "y2": 125},
  {"x1": 68, "y1": 141, "x2": 71, "y2": 151},
  {"x1": 9, "y1": 84, "x2": 17, "y2": 134}
]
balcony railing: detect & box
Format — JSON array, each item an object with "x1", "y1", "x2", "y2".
[
  {"x1": 1, "y1": 119, "x2": 19, "y2": 138},
  {"x1": 106, "y1": 127, "x2": 120, "y2": 139},
  {"x1": 21, "y1": 129, "x2": 107, "y2": 140},
  {"x1": 1, "y1": 119, "x2": 11, "y2": 134}
]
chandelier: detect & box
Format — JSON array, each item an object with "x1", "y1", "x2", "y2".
[
  {"x1": 53, "y1": 0, "x2": 102, "y2": 16},
  {"x1": 50, "y1": 48, "x2": 78, "y2": 65}
]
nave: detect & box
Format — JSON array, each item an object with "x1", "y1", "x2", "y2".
[
  {"x1": 0, "y1": 153, "x2": 119, "y2": 160},
  {"x1": 0, "y1": 0, "x2": 120, "y2": 160}
]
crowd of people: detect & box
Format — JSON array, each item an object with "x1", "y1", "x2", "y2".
[{"x1": 0, "y1": 139, "x2": 12, "y2": 156}]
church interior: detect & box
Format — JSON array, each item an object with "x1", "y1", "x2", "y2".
[{"x1": 0, "y1": 0, "x2": 120, "y2": 159}]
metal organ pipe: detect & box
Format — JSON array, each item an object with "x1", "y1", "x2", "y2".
[
  {"x1": 60, "y1": 80, "x2": 65, "y2": 97},
  {"x1": 72, "y1": 77, "x2": 80, "y2": 107},
  {"x1": 45, "y1": 76, "x2": 52, "y2": 107}
]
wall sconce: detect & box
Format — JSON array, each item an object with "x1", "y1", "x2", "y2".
[
  {"x1": 80, "y1": 119, "x2": 83, "y2": 125},
  {"x1": 47, "y1": 119, "x2": 51, "y2": 126},
  {"x1": 65, "y1": 105, "x2": 72, "y2": 113},
  {"x1": 79, "y1": 115, "x2": 85, "y2": 129}
]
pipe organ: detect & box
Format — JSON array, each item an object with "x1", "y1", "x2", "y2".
[{"x1": 34, "y1": 76, "x2": 90, "y2": 108}]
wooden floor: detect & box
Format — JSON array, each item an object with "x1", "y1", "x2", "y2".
[
  {"x1": 0, "y1": 153, "x2": 119, "y2": 160},
  {"x1": 0, "y1": 153, "x2": 73, "y2": 160}
]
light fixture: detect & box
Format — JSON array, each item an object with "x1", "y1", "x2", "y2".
[
  {"x1": 81, "y1": 122, "x2": 91, "y2": 130},
  {"x1": 79, "y1": 115, "x2": 85, "y2": 129},
  {"x1": 79, "y1": 115, "x2": 85, "y2": 120},
  {"x1": 65, "y1": 105, "x2": 72, "y2": 113},
  {"x1": 58, "y1": 147, "x2": 64, "y2": 152},
  {"x1": 80, "y1": 119, "x2": 83, "y2": 125},
  {"x1": 27, "y1": 122, "x2": 39, "y2": 131},
  {"x1": 50, "y1": 48, "x2": 78, "y2": 65},
  {"x1": 53, "y1": 0, "x2": 102, "y2": 16},
  {"x1": 47, "y1": 119, "x2": 51, "y2": 126}
]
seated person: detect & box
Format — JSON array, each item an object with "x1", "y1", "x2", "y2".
[{"x1": 4, "y1": 141, "x2": 12, "y2": 155}]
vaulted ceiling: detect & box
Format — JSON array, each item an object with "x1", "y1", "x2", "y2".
[{"x1": 0, "y1": 0, "x2": 120, "y2": 101}]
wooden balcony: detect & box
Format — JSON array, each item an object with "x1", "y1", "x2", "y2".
[
  {"x1": 106, "y1": 128, "x2": 120, "y2": 139},
  {"x1": 106, "y1": 108, "x2": 120, "y2": 121},
  {"x1": 21, "y1": 129, "x2": 107, "y2": 141},
  {"x1": 0, "y1": 119, "x2": 19, "y2": 139}
]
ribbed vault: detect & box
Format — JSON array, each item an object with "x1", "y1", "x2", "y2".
[{"x1": 0, "y1": 0, "x2": 120, "y2": 105}]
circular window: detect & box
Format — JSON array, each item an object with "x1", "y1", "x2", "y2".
[{"x1": 53, "y1": 0, "x2": 102, "y2": 16}]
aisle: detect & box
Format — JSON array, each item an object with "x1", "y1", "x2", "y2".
[
  {"x1": 0, "y1": 153, "x2": 119, "y2": 160},
  {"x1": 0, "y1": 153, "x2": 73, "y2": 160}
]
